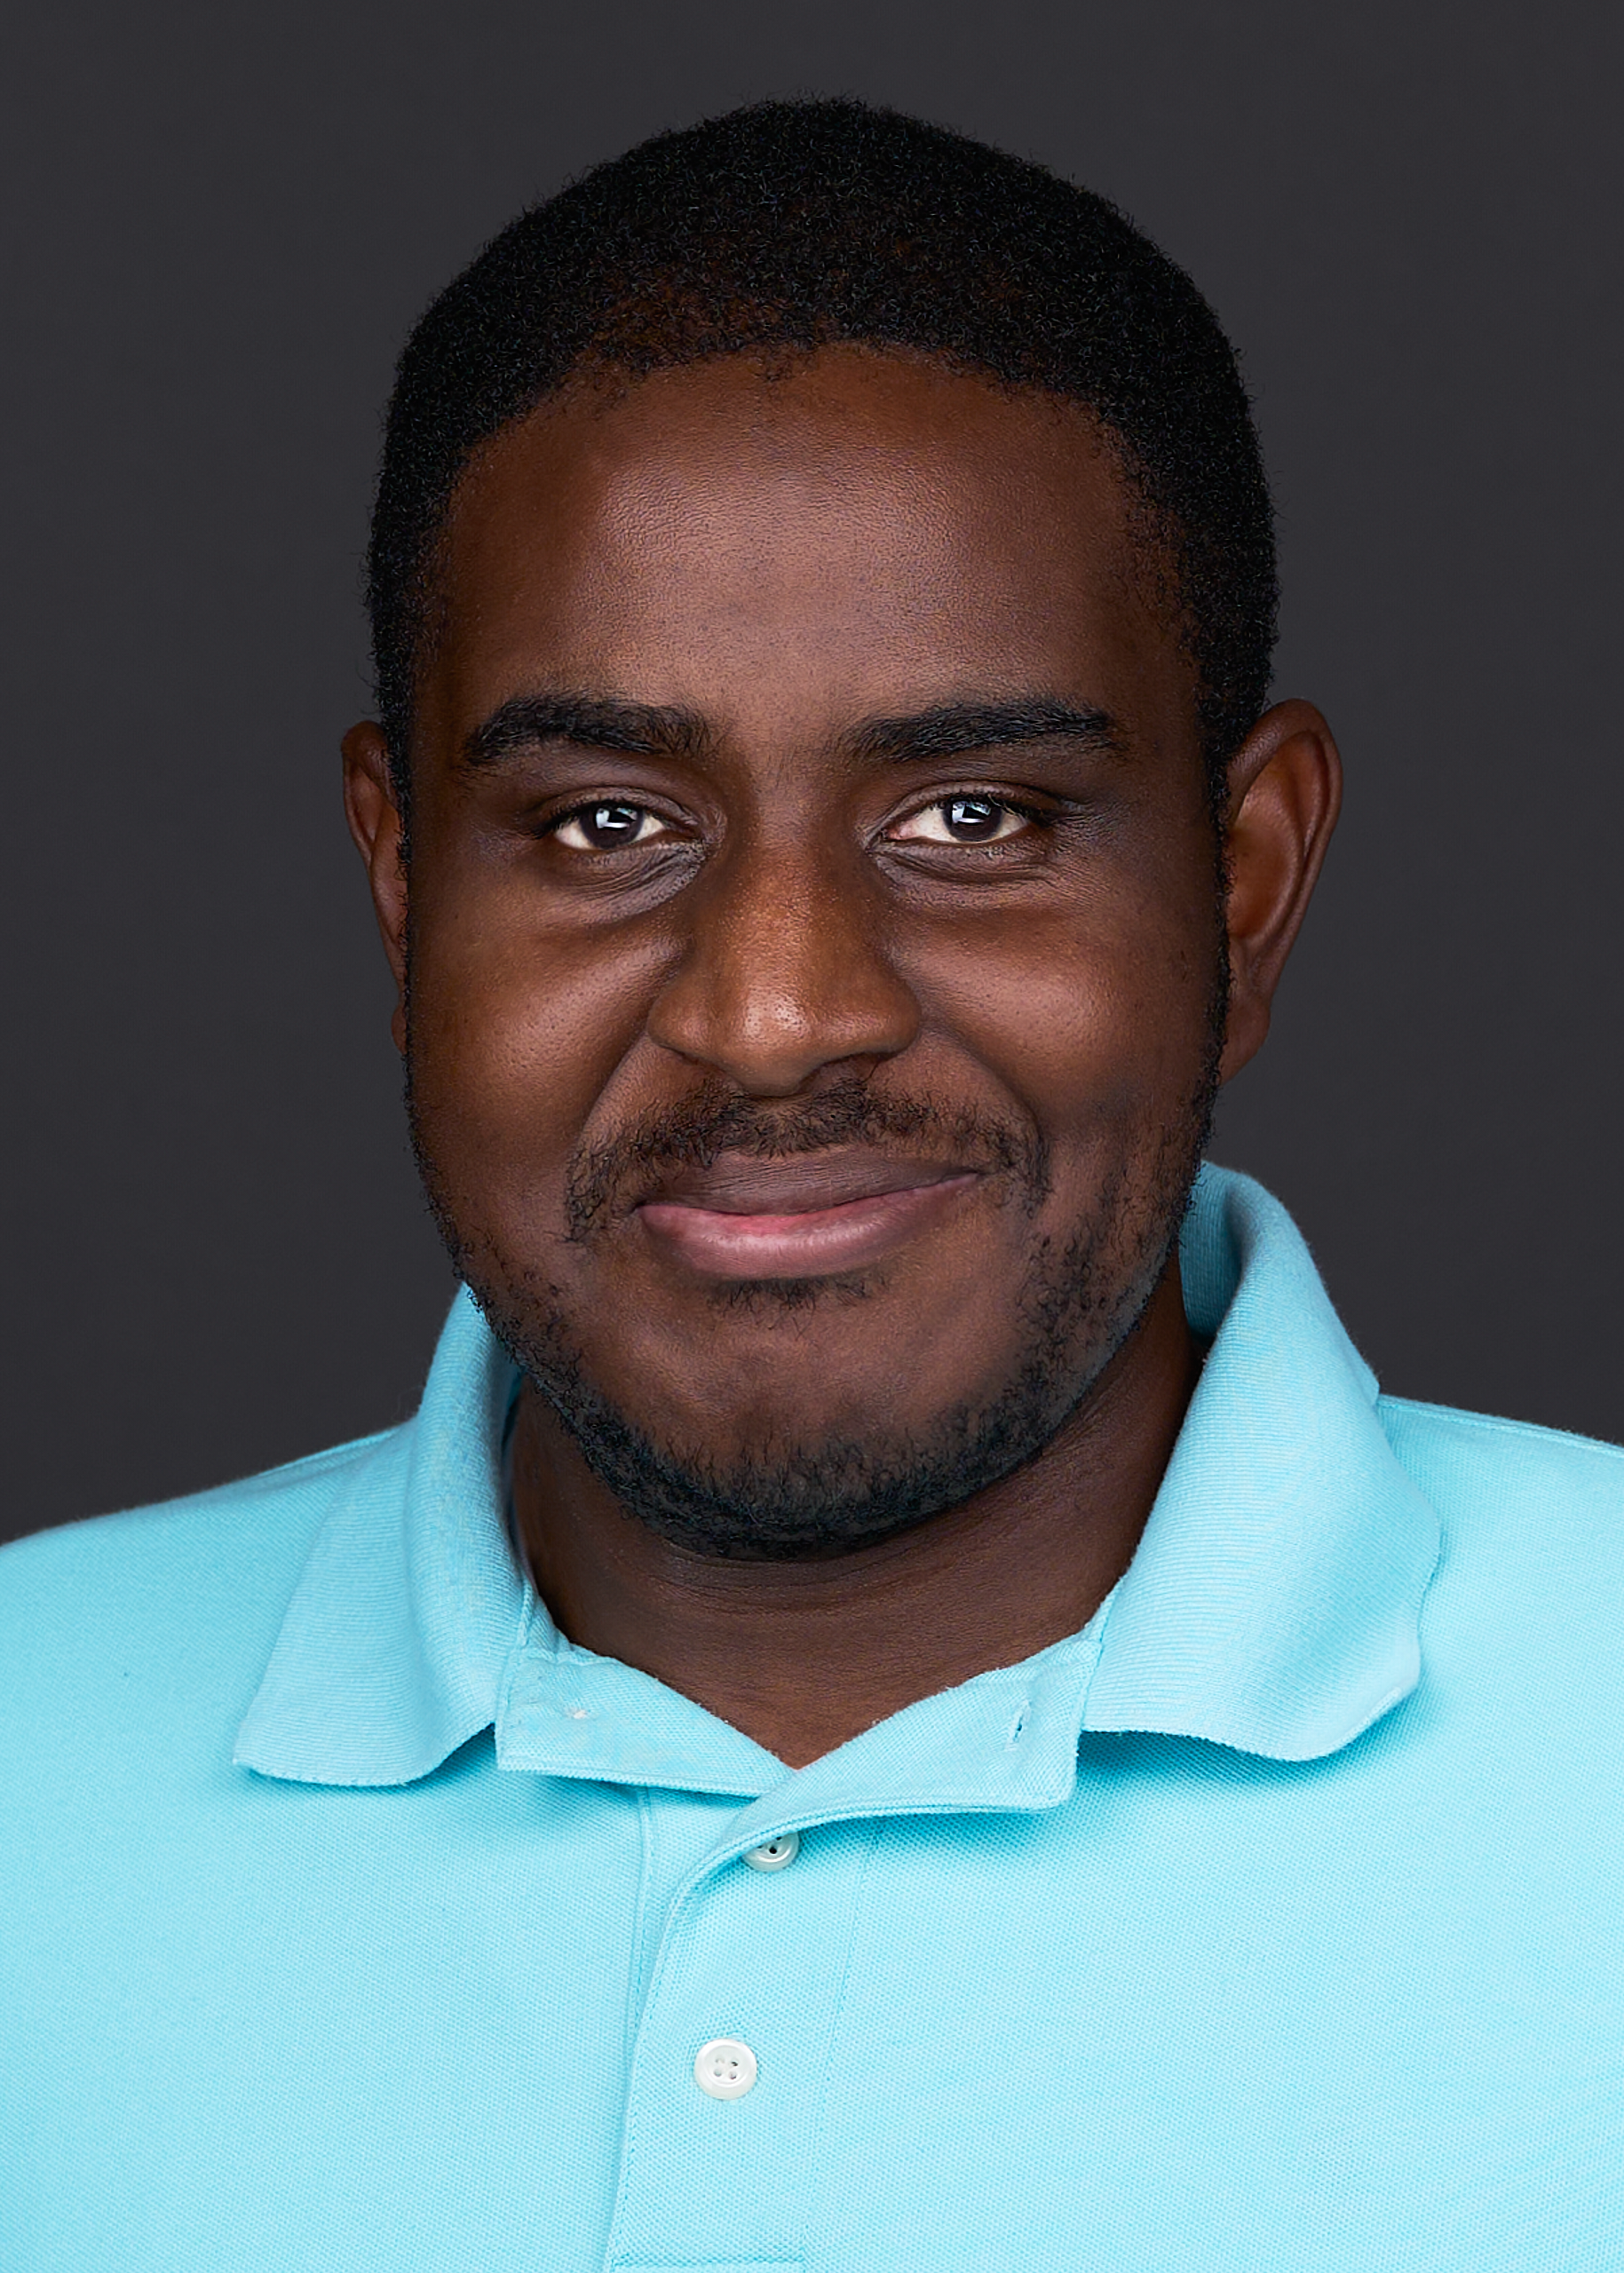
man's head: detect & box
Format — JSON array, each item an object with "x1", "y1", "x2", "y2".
[{"x1": 344, "y1": 99, "x2": 1339, "y2": 1560}]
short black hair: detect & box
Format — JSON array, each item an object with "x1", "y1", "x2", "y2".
[{"x1": 368, "y1": 97, "x2": 1276, "y2": 811}]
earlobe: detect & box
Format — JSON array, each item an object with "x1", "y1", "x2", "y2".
[
  {"x1": 341, "y1": 721, "x2": 410, "y2": 1024},
  {"x1": 1218, "y1": 701, "x2": 1343, "y2": 1083}
]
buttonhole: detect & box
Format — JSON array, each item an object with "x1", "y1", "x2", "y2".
[{"x1": 1006, "y1": 1704, "x2": 1029, "y2": 1747}]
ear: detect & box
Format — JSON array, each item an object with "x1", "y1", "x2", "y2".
[
  {"x1": 1218, "y1": 699, "x2": 1343, "y2": 1082},
  {"x1": 342, "y1": 721, "x2": 410, "y2": 1054}
]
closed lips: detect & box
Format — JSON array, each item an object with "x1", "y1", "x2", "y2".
[
  {"x1": 635, "y1": 1150, "x2": 982, "y2": 1278},
  {"x1": 646, "y1": 1148, "x2": 980, "y2": 1216}
]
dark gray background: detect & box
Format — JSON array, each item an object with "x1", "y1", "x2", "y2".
[{"x1": 3, "y1": 0, "x2": 1619, "y2": 1546}]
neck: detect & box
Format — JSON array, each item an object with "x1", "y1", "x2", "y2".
[{"x1": 510, "y1": 1266, "x2": 1200, "y2": 1769}]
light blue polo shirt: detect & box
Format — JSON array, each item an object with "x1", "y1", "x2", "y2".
[{"x1": 4, "y1": 1165, "x2": 1623, "y2": 2270}]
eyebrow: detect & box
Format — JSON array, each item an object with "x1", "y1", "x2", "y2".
[
  {"x1": 463, "y1": 694, "x2": 709, "y2": 767},
  {"x1": 461, "y1": 690, "x2": 1121, "y2": 771},
  {"x1": 844, "y1": 698, "x2": 1121, "y2": 765}
]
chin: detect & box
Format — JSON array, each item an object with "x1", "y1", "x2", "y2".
[{"x1": 511, "y1": 1282, "x2": 1116, "y2": 1561}]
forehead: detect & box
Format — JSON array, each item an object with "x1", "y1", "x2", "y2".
[{"x1": 424, "y1": 345, "x2": 1189, "y2": 746}]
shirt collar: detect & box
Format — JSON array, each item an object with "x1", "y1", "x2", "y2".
[{"x1": 235, "y1": 1164, "x2": 1441, "y2": 1801}]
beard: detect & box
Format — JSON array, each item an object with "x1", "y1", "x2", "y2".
[{"x1": 410, "y1": 1028, "x2": 1222, "y2": 1563}]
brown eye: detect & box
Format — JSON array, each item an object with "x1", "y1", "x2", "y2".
[
  {"x1": 891, "y1": 796, "x2": 1030, "y2": 845},
  {"x1": 553, "y1": 803, "x2": 669, "y2": 851}
]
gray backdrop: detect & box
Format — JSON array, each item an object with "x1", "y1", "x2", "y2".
[{"x1": 3, "y1": 0, "x2": 1620, "y2": 1545}]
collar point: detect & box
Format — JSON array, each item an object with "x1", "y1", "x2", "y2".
[{"x1": 1081, "y1": 1652, "x2": 1421, "y2": 1767}]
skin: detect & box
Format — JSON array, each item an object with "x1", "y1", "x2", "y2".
[{"x1": 345, "y1": 345, "x2": 1340, "y2": 1767}]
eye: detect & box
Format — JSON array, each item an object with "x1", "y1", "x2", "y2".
[
  {"x1": 890, "y1": 796, "x2": 1033, "y2": 845},
  {"x1": 551, "y1": 802, "x2": 672, "y2": 851}
]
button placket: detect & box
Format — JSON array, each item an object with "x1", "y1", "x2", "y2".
[{"x1": 606, "y1": 1813, "x2": 877, "y2": 2271}]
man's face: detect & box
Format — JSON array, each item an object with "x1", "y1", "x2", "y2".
[{"x1": 393, "y1": 346, "x2": 1227, "y2": 1555}]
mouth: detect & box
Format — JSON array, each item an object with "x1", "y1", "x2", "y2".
[{"x1": 634, "y1": 1147, "x2": 983, "y2": 1279}]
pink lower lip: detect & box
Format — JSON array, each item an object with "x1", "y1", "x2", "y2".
[{"x1": 638, "y1": 1175, "x2": 978, "y2": 1279}]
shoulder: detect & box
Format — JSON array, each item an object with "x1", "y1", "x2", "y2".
[
  {"x1": 0, "y1": 1430, "x2": 403, "y2": 1770},
  {"x1": 0, "y1": 1428, "x2": 397, "y2": 1621},
  {"x1": 1379, "y1": 1394, "x2": 1624, "y2": 1710},
  {"x1": 1379, "y1": 1393, "x2": 1624, "y2": 1525}
]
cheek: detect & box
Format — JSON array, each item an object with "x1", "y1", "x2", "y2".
[
  {"x1": 913, "y1": 886, "x2": 1219, "y2": 1151},
  {"x1": 405, "y1": 873, "x2": 662, "y2": 1212}
]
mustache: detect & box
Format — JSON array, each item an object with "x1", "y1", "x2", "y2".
[{"x1": 565, "y1": 1075, "x2": 1050, "y2": 1238}]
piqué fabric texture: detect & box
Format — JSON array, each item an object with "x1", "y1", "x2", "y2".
[{"x1": 2, "y1": 1166, "x2": 1621, "y2": 2269}]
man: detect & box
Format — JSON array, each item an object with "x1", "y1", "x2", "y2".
[{"x1": 2, "y1": 96, "x2": 1620, "y2": 2272}]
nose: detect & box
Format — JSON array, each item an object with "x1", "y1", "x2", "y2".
[{"x1": 646, "y1": 834, "x2": 919, "y2": 1096}]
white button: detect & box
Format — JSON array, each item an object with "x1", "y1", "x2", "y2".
[
  {"x1": 694, "y1": 2037, "x2": 757, "y2": 2099},
  {"x1": 742, "y1": 1832, "x2": 801, "y2": 1873}
]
